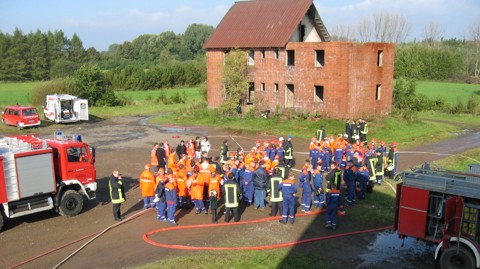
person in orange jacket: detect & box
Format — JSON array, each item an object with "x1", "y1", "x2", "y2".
[
  {"x1": 178, "y1": 154, "x2": 188, "y2": 172},
  {"x1": 208, "y1": 172, "x2": 222, "y2": 201},
  {"x1": 208, "y1": 172, "x2": 223, "y2": 223},
  {"x1": 150, "y1": 143, "x2": 160, "y2": 172},
  {"x1": 245, "y1": 148, "x2": 256, "y2": 167},
  {"x1": 155, "y1": 168, "x2": 166, "y2": 187},
  {"x1": 186, "y1": 139, "x2": 195, "y2": 159},
  {"x1": 139, "y1": 164, "x2": 156, "y2": 209},
  {"x1": 164, "y1": 140, "x2": 171, "y2": 163},
  {"x1": 168, "y1": 152, "x2": 178, "y2": 170},
  {"x1": 199, "y1": 158, "x2": 215, "y2": 183},
  {"x1": 309, "y1": 137, "x2": 317, "y2": 151},
  {"x1": 176, "y1": 164, "x2": 190, "y2": 209},
  {"x1": 263, "y1": 155, "x2": 272, "y2": 175},
  {"x1": 190, "y1": 171, "x2": 207, "y2": 214}
]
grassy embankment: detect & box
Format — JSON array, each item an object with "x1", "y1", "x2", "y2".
[{"x1": 1, "y1": 80, "x2": 479, "y2": 268}]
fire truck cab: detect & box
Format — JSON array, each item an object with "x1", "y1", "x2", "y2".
[
  {"x1": 394, "y1": 166, "x2": 480, "y2": 269},
  {"x1": 0, "y1": 133, "x2": 96, "y2": 231}
]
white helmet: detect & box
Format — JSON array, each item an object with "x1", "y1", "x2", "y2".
[{"x1": 279, "y1": 137, "x2": 284, "y2": 141}]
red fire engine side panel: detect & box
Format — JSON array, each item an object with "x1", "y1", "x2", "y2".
[
  {"x1": 398, "y1": 186, "x2": 430, "y2": 238},
  {"x1": 0, "y1": 156, "x2": 7, "y2": 204}
]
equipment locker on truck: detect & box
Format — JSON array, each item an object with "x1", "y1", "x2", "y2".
[{"x1": 394, "y1": 166, "x2": 480, "y2": 269}]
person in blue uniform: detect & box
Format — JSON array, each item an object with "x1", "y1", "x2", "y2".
[
  {"x1": 299, "y1": 161, "x2": 313, "y2": 213},
  {"x1": 312, "y1": 165, "x2": 324, "y2": 209},
  {"x1": 326, "y1": 183, "x2": 341, "y2": 229},
  {"x1": 278, "y1": 174, "x2": 297, "y2": 224}
]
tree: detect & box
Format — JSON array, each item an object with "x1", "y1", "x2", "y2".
[
  {"x1": 0, "y1": 31, "x2": 10, "y2": 80},
  {"x1": 72, "y1": 64, "x2": 118, "y2": 106},
  {"x1": 179, "y1": 24, "x2": 214, "y2": 60},
  {"x1": 357, "y1": 17, "x2": 373, "y2": 43},
  {"x1": 68, "y1": 33, "x2": 86, "y2": 63},
  {"x1": 27, "y1": 30, "x2": 49, "y2": 80},
  {"x1": 373, "y1": 12, "x2": 411, "y2": 43},
  {"x1": 469, "y1": 21, "x2": 480, "y2": 78},
  {"x1": 330, "y1": 24, "x2": 356, "y2": 41},
  {"x1": 221, "y1": 49, "x2": 250, "y2": 115},
  {"x1": 423, "y1": 21, "x2": 444, "y2": 47}
]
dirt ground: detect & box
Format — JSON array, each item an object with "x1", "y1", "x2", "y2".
[{"x1": 0, "y1": 116, "x2": 479, "y2": 269}]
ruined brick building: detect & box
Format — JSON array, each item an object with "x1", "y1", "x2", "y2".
[{"x1": 203, "y1": 0, "x2": 395, "y2": 118}]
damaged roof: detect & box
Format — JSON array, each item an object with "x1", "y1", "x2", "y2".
[{"x1": 204, "y1": 0, "x2": 330, "y2": 49}]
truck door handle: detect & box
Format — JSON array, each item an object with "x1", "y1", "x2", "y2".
[{"x1": 76, "y1": 168, "x2": 84, "y2": 172}]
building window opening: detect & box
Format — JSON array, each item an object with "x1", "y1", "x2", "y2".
[
  {"x1": 261, "y1": 82, "x2": 265, "y2": 92},
  {"x1": 247, "y1": 82, "x2": 255, "y2": 105},
  {"x1": 315, "y1": 50, "x2": 325, "y2": 67},
  {"x1": 285, "y1": 84, "x2": 294, "y2": 108},
  {"x1": 299, "y1": 24, "x2": 305, "y2": 41},
  {"x1": 274, "y1": 83, "x2": 279, "y2": 93},
  {"x1": 314, "y1": 86, "x2": 324, "y2": 103},
  {"x1": 260, "y1": 50, "x2": 265, "y2": 59},
  {"x1": 286, "y1": 50, "x2": 295, "y2": 66},
  {"x1": 274, "y1": 49, "x2": 279, "y2": 59},
  {"x1": 247, "y1": 50, "x2": 255, "y2": 66},
  {"x1": 377, "y1": 50, "x2": 383, "y2": 67},
  {"x1": 376, "y1": 84, "x2": 381, "y2": 100}
]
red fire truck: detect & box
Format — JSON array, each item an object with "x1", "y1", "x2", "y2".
[
  {"x1": 0, "y1": 133, "x2": 96, "y2": 231},
  {"x1": 394, "y1": 166, "x2": 480, "y2": 269}
]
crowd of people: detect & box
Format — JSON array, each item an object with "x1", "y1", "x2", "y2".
[{"x1": 116, "y1": 123, "x2": 399, "y2": 229}]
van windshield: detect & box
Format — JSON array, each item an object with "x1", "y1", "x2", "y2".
[{"x1": 23, "y1": 108, "x2": 38, "y2": 116}]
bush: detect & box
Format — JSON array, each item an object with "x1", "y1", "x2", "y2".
[
  {"x1": 116, "y1": 93, "x2": 134, "y2": 106},
  {"x1": 466, "y1": 94, "x2": 480, "y2": 115},
  {"x1": 198, "y1": 81, "x2": 207, "y2": 102},
  {"x1": 29, "y1": 78, "x2": 74, "y2": 106},
  {"x1": 72, "y1": 64, "x2": 119, "y2": 106},
  {"x1": 156, "y1": 91, "x2": 170, "y2": 104},
  {"x1": 450, "y1": 98, "x2": 466, "y2": 114}
]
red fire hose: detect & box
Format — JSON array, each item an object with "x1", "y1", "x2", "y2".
[
  {"x1": 143, "y1": 211, "x2": 392, "y2": 250},
  {"x1": 9, "y1": 209, "x2": 392, "y2": 268}
]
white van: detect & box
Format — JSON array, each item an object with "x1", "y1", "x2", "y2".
[{"x1": 43, "y1": 94, "x2": 89, "y2": 123}]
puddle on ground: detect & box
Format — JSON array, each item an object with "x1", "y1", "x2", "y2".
[
  {"x1": 358, "y1": 231, "x2": 436, "y2": 268},
  {"x1": 138, "y1": 115, "x2": 207, "y2": 136}
]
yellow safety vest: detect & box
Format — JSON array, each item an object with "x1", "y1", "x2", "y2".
[
  {"x1": 224, "y1": 183, "x2": 238, "y2": 208},
  {"x1": 270, "y1": 176, "x2": 283, "y2": 202}
]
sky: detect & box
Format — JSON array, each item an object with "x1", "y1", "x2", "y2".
[{"x1": 0, "y1": 0, "x2": 479, "y2": 51}]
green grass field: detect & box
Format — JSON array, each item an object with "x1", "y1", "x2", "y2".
[
  {"x1": 0, "y1": 81, "x2": 40, "y2": 105},
  {"x1": 89, "y1": 87, "x2": 201, "y2": 118},
  {"x1": 416, "y1": 80, "x2": 480, "y2": 104}
]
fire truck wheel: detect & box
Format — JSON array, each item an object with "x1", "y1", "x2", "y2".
[
  {"x1": 440, "y1": 246, "x2": 475, "y2": 269},
  {"x1": 59, "y1": 190, "x2": 84, "y2": 217}
]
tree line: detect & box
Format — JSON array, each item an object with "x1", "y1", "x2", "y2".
[{"x1": 0, "y1": 24, "x2": 213, "y2": 90}]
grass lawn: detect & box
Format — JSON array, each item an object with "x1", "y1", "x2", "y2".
[
  {"x1": 416, "y1": 80, "x2": 480, "y2": 104},
  {"x1": 0, "y1": 81, "x2": 40, "y2": 106},
  {"x1": 154, "y1": 107, "x2": 475, "y2": 150},
  {"x1": 428, "y1": 146, "x2": 480, "y2": 171},
  {"x1": 89, "y1": 87, "x2": 201, "y2": 118},
  {"x1": 140, "y1": 249, "x2": 332, "y2": 269}
]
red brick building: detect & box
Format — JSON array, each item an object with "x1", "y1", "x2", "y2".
[{"x1": 204, "y1": 0, "x2": 395, "y2": 118}]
